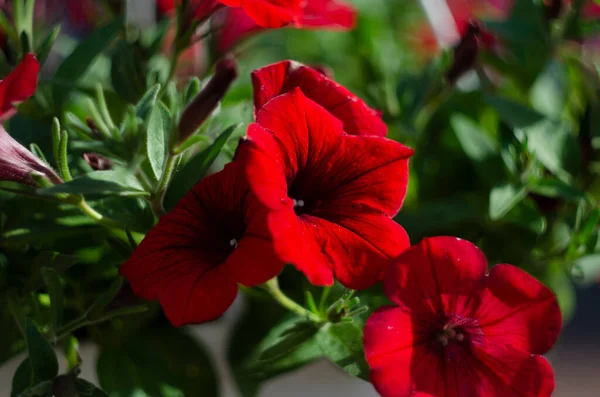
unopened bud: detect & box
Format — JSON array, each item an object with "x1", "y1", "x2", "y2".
[
  {"x1": 445, "y1": 20, "x2": 494, "y2": 85},
  {"x1": 86, "y1": 117, "x2": 103, "y2": 139},
  {"x1": 83, "y1": 153, "x2": 113, "y2": 171},
  {"x1": 544, "y1": 0, "x2": 563, "y2": 20},
  {"x1": 177, "y1": 56, "x2": 238, "y2": 145}
]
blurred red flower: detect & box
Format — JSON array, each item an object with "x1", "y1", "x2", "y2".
[
  {"x1": 0, "y1": 53, "x2": 40, "y2": 121},
  {"x1": 364, "y1": 236, "x2": 561, "y2": 397},
  {"x1": 120, "y1": 160, "x2": 289, "y2": 326},
  {"x1": 159, "y1": 0, "x2": 303, "y2": 27},
  {"x1": 214, "y1": 0, "x2": 356, "y2": 54},
  {"x1": 241, "y1": 88, "x2": 413, "y2": 289},
  {"x1": 252, "y1": 60, "x2": 385, "y2": 137}
]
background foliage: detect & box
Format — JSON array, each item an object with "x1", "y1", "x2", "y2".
[{"x1": 1, "y1": 0, "x2": 599, "y2": 396}]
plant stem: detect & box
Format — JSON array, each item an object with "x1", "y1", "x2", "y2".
[
  {"x1": 263, "y1": 278, "x2": 322, "y2": 323},
  {"x1": 77, "y1": 199, "x2": 123, "y2": 229},
  {"x1": 151, "y1": 154, "x2": 180, "y2": 217},
  {"x1": 162, "y1": 50, "x2": 181, "y2": 96}
]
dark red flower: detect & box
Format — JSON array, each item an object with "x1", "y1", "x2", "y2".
[
  {"x1": 120, "y1": 160, "x2": 289, "y2": 326},
  {"x1": 0, "y1": 53, "x2": 40, "y2": 121},
  {"x1": 364, "y1": 236, "x2": 561, "y2": 397},
  {"x1": 252, "y1": 60, "x2": 386, "y2": 137},
  {"x1": 241, "y1": 88, "x2": 412, "y2": 289},
  {"x1": 214, "y1": 0, "x2": 356, "y2": 54},
  {"x1": 0, "y1": 126, "x2": 62, "y2": 186}
]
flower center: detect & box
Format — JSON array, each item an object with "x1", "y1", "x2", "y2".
[{"x1": 437, "y1": 325, "x2": 466, "y2": 347}]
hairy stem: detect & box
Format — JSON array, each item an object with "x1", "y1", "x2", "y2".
[{"x1": 263, "y1": 278, "x2": 322, "y2": 323}]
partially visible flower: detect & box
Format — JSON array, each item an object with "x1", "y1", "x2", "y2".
[
  {"x1": 83, "y1": 153, "x2": 113, "y2": 171},
  {"x1": 241, "y1": 88, "x2": 413, "y2": 289},
  {"x1": 0, "y1": 53, "x2": 40, "y2": 121},
  {"x1": 178, "y1": 57, "x2": 237, "y2": 143},
  {"x1": 213, "y1": 0, "x2": 356, "y2": 54},
  {"x1": 364, "y1": 236, "x2": 561, "y2": 397},
  {"x1": 0, "y1": 126, "x2": 62, "y2": 186},
  {"x1": 160, "y1": 0, "x2": 303, "y2": 28},
  {"x1": 445, "y1": 20, "x2": 493, "y2": 84},
  {"x1": 252, "y1": 60, "x2": 385, "y2": 137},
  {"x1": 410, "y1": 0, "x2": 499, "y2": 57},
  {"x1": 120, "y1": 160, "x2": 288, "y2": 326}
]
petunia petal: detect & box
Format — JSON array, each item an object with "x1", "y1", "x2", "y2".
[
  {"x1": 384, "y1": 236, "x2": 489, "y2": 319},
  {"x1": 476, "y1": 264, "x2": 562, "y2": 355},
  {"x1": 299, "y1": 0, "x2": 356, "y2": 29},
  {"x1": 252, "y1": 61, "x2": 387, "y2": 136},
  {"x1": 120, "y1": 161, "x2": 283, "y2": 325},
  {"x1": 158, "y1": 262, "x2": 239, "y2": 326},
  {"x1": 0, "y1": 53, "x2": 40, "y2": 120},
  {"x1": 233, "y1": 0, "x2": 302, "y2": 28}
]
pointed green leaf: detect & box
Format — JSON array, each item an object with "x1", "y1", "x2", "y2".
[
  {"x1": 146, "y1": 103, "x2": 168, "y2": 179},
  {"x1": 451, "y1": 114, "x2": 498, "y2": 163},
  {"x1": 485, "y1": 94, "x2": 546, "y2": 128},
  {"x1": 25, "y1": 319, "x2": 58, "y2": 381},
  {"x1": 135, "y1": 84, "x2": 161, "y2": 120},
  {"x1": 87, "y1": 276, "x2": 123, "y2": 318},
  {"x1": 38, "y1": 170, "x2": 149, "y2": 197},
  {"x1": 36, "y1": 25, "x2": 60, "y2": 66}
]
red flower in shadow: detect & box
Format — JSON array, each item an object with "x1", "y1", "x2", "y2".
[
  {"x1": 364, "y1": 236, "x2": 561, "y2": 397},
  {"x1": 120, "y1": 161, "x2": 289, "y2": 326},
  {"x1": 241, "y1": 88, "x2": 412, "y2": 289},
  {"x1": 214, "y1": 0, "x2": 356, "y2": 54},
  {"x1": 0, "y1": 53, "x2": 40, "y2": 121},
  {"x1": 252, "y1": 60, "x2": 386, "y2": 137}
]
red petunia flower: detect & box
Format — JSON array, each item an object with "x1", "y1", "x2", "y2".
[
  {"x1": 0, "y1": 125, "x2": 62, "y2": 186},
  {"x1": 241, "y1": 88, "x2": 413, "y2": 289},
  {"x1": 0, "y1": 53, "x2": 40, "y2": 121},
  {"x1": 119, "y1": 160, "x2": 289, "y2": 326},
  {"x1": 159, "y1": 0, "x2": 302, "y2": 28},
  {"x1": 363, "y1": 236, "x2": 561, "y2": 397},
  {"x1": 252, "y1": 60, "x2": 386, "y2": 137},
  {"x1": 214, "y1": 0, "x2": 356, "y2": 54}
]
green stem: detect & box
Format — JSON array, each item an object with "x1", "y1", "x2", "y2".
[
  {"x1": 263, "y1": 278, "x2": 322, "y2": 323},
  {"x1": 161, "y1": 50, "x2": 181, "y2": 96},
  {"x1": 151, "y1": 154, "x2": 180, "y2": 217},
  {"x1": 77, "y1": 199, "x2": 123, "y2": 229}
]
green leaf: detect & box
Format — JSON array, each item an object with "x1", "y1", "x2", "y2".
[
  {"x1": 524, "y1": 121, "x2": 580, "y2": 178},
  {"x1": 528, "y1": 178, "x2": 588, "y2": 202},
  {"x1": 36, "y1": 25, "x2": 60, "y2": 66},
  {"x1": 97, "y1": 327, "x2": 218, "y2": 397},
  {"x1": 41, "y1": 267, "x2": 64, "y2": 335},
  {"x1": 489, "y1": 183, "x2": 528, "y2": 220},
  {"x1": 450, "y1": 114, "x2": 498, "y2": 162},
  {"x1": 110, "y1": 41, "x2": 148, "y2": 103},
  {"x1": 87, "y1": 276, "x2": 123, "y2": 318},
  {"x1": 135, "y1": 84, "x2": 161, "y2": 120},
  {"x1": 258, "y1": 320, "x2": 319, "y2": 361},
  {"x1": 315, "y1": 320, "x2": 369, "y2": 381},
  {"x1": 165, "y1": 124, "x2": 238, "y2": 210},
  {"x1": 38, "y1": 170, "x2": 149, "y2": 198},
  {"x1": 485, "y1": 94, "x2": 546, "y2": 128},
  {"x1": 53, "y1": 18, "x2": 123, "y2": 108},
  {"x1": 76, "y1": 379, "x2": 110, "y2": 397},
  {"x1": 11, "y1": 359, "x2": 34, "y2": 397},
  {"x1": 146, "y1": 103, "x2": 169, "y2": 180},
  {"x1": 572, "y1": 254, "x2": 600, "y2": 285},
  {"x1": 25, "y1": 319, "x2": 58, "y2": 381}
]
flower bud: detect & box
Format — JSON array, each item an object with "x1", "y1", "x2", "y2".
[
  {"x1": 177, "y1": 56, "x2": 238, "y2": 145},
  {"x1": 0, "y1": 126, "x2": 62, "y2": 186},
  {"x1": 83, "y1": 153, "x2": 113, "y2": 171},
  {"x1": 446, "y1": 21, "x2": 482, "y2": 85}
]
